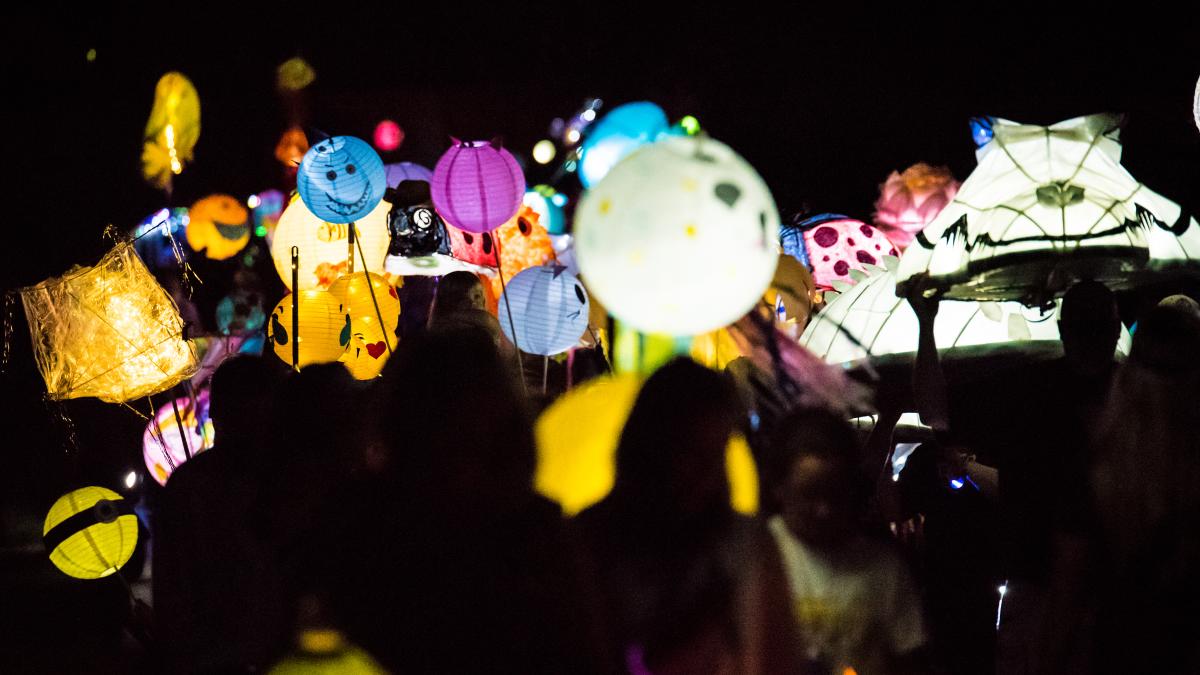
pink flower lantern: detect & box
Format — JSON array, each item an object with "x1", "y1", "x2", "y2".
[
  {"x1": 431, "y1": 139, "x2": 525, "y2": 233},
  {"x1": 872, "y1": 163, "x2": 960, "y2": 250}
]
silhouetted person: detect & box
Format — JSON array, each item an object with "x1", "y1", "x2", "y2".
[
  {"x1": 154, "y1": 356, "x2": 287, "y2": 673},
  {"x1": 428, "y1": 271, "x2": 505, "y2": 344},
  {"x1": 574, "y1": 358, "x2": 802, "y2": 674},
  {"x1": 765, "y1": 408, "x2": 928, "y2": 675}
]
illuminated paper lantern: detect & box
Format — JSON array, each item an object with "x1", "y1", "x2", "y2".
[
  {"x1": 383, "y1": 161, "x2": 433, "y2": 187},
  {"x1": 431, "y1": 139, "x2": 525, "y2": 233},
  {"x1": 143, "y1": 393, "x2": 215, "y2": 486},
  {"x1": 872, "y1": 163, "x2": 960, "y2": 250},
  {"x1": 43, "y1": 487, "x2": 138, "y2": 579},
  {"x1": 575, "y1": 135, "x2": 780, "y2": 336},
  {"x1": 783, "y1": 214, "x2": 899, "y2": 290},
  {"x1": 447, "y1": 225, "x2": 500, "y2": 268},
  {"x1": 578, "y1": 101, "x2": 668, "y2": 188},
  {"x1": 298, "y1": 136, "x2": 387, "y2": 224},
  {"x1": 1194, "y1": 76, "x2": 1200, "y2": 134},
  {"x1": 498, "y1": 265, "x2": 590, "y2": 355},
  {"x1": 268, "y1": 629, "x2": 387, "y2": 675},
  {"x1": 186, "y1": 194, "x2": 250, "y2": 260},
  {"x1": 268, "y1": 290, "x2": 350, "y2": 368},
  {"x1": 489, "y1": 205, "x2": 557, "y2": 302},
  {"x1": 275, "y1": 127, "x2": 309, "y2": 169},
  {"x1": 800, "y1": 255, "x2": 1131, "y2": 365},
  {"x1": 896, "y1": 113, "x2": 1200, "y2": 303},
  {"x1": 523, "y1": 185, "x2": 567, "y2": 235},
  {"x1": 142, "y1": 72, "x2": 200, "y2": 191},
  {"x1": 534, "y1": 373, "x2": 758, "y2": 516},
  {"x1": 276, "y1": 57, "x2": 315, "y2": 91},
  {"x1": 271, "y1": 194, "x2": 391, "y2": 291},
  {"x1": 329, "y1": 273, "x2": 400, "y2": 380},
  {"x1": 20, "y1": 242, "x2": 198, "y2": 403},
  {"x1": 373, "y1": 120, "x2": 404, "y2": 152}
]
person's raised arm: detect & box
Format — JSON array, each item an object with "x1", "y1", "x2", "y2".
[{"x1": 904, "y1": 274, "x2": 949, "y2": 434}]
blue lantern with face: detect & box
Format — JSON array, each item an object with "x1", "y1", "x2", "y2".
[{"x1": 297, "y1": 136, "x2": 387, "y2": 224}]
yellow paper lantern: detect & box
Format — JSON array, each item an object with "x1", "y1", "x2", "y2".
[
  {"x1": 19, "y1": 242, "x2": 198, "y2": 403},
  {"x1": 43, "y1": 487, "x2": 138, "y2": 579},
  {"x1": 268, "y1": 290, "x2": 351, "y2": 369},
  {"x1": 329, "y1": 273, "x2": 400, "y2": 380},
  {"x1": 271, "y1": 195, "x2": 392, "y2": 291},
  {"x1": 142, "y1": 72, "x2": 200, "y2": 191},
  {"x1": 268, "y1": 629, "x2": 386, "y2": 674},
  {"x1": 690, "y1": 328, "x2": 744, "y2": 370},
  {"x1": 186, "y1": 194, "x2": 251, "y2": 260},
  {"x1": 534, "y1": 373, "x2": 759, "y2": 516}
]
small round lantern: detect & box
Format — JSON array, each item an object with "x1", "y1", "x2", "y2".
[
  {"x1": 186, "y1": 194, "x2": 251, "y2": 261},
  {"x1": 329, "y1": 273, "x2": 400, "y2": 380},
  {"x1": 271, "y1": 194, "x2": 391, "y2": 291},
  {"x1": 373, "y1": 120, "x2": 404, "y2": 152},
  {"x1": 43, "y1": 487, "x2": 139, "y2": 579},
  {"x1": 498, "y1": 265, "x2": 590, "y2": 356},
  {"x1": 578, "y1": 101, "x2": 668, "y2": 188},
  {"x1": 431, "y1": 139, "x2": 525, "y2": 234},
  {"x1": 297, "y1": 136, "x2": 387, "y2": 224},
  {"x1": 268, "y1": 290, "x2": 351, "y2": 368},
  {"x1": 574, "y1": 135, "x2": 779, "y2": 336},
  {"x1": 384, "y1": 161, "x2": 433, "y2": 188},
  {"x1": 143, "y1": 393, "x2": 215, "y2": 486}
]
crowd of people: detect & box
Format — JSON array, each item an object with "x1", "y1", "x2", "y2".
[{"x1": 149, "y1": 273, "x2": 1200, "y2": 674}]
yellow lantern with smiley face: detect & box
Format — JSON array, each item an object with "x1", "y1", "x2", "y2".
[
  {"x1": 328, "y1": 273, "x2": 400, "y2": 380},
  {"x1": 186, "y1": 194, "x2": 251, "y2": 261}
]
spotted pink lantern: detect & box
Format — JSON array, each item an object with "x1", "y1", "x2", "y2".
[
  {"x1": 431, "y1": 139, "x2": 525, "y2": 234},
  {"x1": 872, "y1": 163, "x2": 960, "y2": 250},
  {"x1": 803, "y1": 217, "x2": 898, "y2": 289}
]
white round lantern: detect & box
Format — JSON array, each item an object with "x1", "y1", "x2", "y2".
[
  {"x1": 498, "y1": 265, "x2": 591, "y2": 356},
  {"x1": 575, "y1": 136, "x2": 779, "y2": 336},
  {"x1": 271, "y1": 194, "x2": 391, "y2": 291}
]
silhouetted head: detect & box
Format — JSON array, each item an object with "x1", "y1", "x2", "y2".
[
  {"x1": 391, "y1": 179, "x2": 431, "y2": 208},
  {"x1": 431, "y1": 271, "x2": 486, "y2": 320},
  {"x1": 768, "y1": 408, "x2": 861, "y2": 549},
  {"x1": 1157, "y1": 294, "x2": 1200, "y2": 320},
  {"x1": 208, "y1": 355, "x2": 278, "y2": 442},
  {"x1": 1128, "y1": 305, "x2": 1200, "y2": 374},
  {"x1": 1059, "y1": 280, "x2": 1120, "y2": 374},
  {"x1": 612, "y1": 358, "x2": 743, "y2": 521}
]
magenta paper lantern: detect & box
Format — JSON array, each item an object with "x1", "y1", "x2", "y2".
[
  {"x1": 384, "y1": 161, "x2": 434, "y2": 187},
  {"x1": 872, "y1": 163, "x2": 960, "y2": 250},
  {"x1": 430, "y1": 139, "x2": 525, "y2": 233},
  {"x1": 804, "y1": 217, "x2": 899, "y2": 289},
  {"x1": 374, "y1": 120, "x2": 404, "y2": 152}
]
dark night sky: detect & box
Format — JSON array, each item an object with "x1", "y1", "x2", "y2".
[{"x1": 0, "y1": 8, "x2": 1197, "y2": 513}]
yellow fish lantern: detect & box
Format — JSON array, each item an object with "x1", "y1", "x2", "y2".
[
  {"x1": 186, "y1": 194, "x2": 251, "y2": 261},
  {"x1": 43, "y1": 487, "x2": 139, "y2": 579},
  {"x1": 142, "y1": 72, "x2": 200, "y2": 192},
  {"x1": 268, "y1": 290, "x2": 351, "y2": 369},
  {"x1": 534, "y1": 373, "x2": 759, "y2": 516},
  {"x1": 329, "y1": 273, "x2": 400, "y2": 380},
  {"x1": 271, "y1": 194, "x2": 392, "y2": 291}
]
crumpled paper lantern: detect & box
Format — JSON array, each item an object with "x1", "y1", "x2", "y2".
[
  {"x1": 43, "y1": 487, "x2": 138, "y2": 579},
  {"x1": 268, "y1": 290, "x2": 350, "y2": 368},
  {"x1": 275, "y1": 127, "x2": 309, "y2": 169},
  {"x1": 431, "y1": 139, "x2": 525, "y2": 233},
  {"x1": 578, "y1": 101, "x2": 668, "y2": 188},
  {"x1": 498, "y1": 264, "x2": 590, "y2": 355},
  {"x1": 329, "y1": 273, "x2": 400, "y2": 380},
  {"x1": 20, "y1": 242, "x2": 198, "y2": 403},
  {"x1": 575, "y1": 135, "x2": 780, "y2": 336},
  {"x1": 142, "y1": 72, "x2": 200, "y2": 192},
  {"x1": 186, "y1": 194, "x2": 250, "y2": 260},
  {"x1": 298, "y1": 136, "x2": 387, "y2": 224},
  {"x1": 143, "y1": 392, "x2": 215, "y2": 486},
  {"x1": 872, "y1": 163, "x2": 960, "y2": 250},
  {"x1": 782, "y1": 214, "x2": 899, "y2": 290},
  {"x1": 534, "y1": 373, "x2": 758, "y2": 516},
  {"x1": 271, "y1": 194, "x2": 391, "y2": 291},
  {"x1": 896, "y1": 113, "x2": 1200, "y2": 303},
  {"x1": 384, "y1": 161, "x2": 433, "y2": 187}
]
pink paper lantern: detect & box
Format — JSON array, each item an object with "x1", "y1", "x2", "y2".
[
  {"x1": 384, "y1": 161, "x2": 433, "y2": 187},
  {"x1": 142, "y1": 392, "x2": 214, "y2": 486},
  {"x1": 872, "y1": 163, "x2": 960, "y2": 250},
  {"x1": 431, "y1": 139, "x2": 525, "y2": 234},
  {"x1": 374, "y1": 120, "x2": 404, "y2": 152},
  {"x1": 804, "y1": 218, "x2": 898, "y2": 289}
]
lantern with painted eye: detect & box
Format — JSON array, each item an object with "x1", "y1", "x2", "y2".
[
  {"x1": 186, "y1": 194, "x2": 251, "y2": 261},
  {"x1": 271, "y1": 194, "x2": 391, "y2": 291},
  {"x1": 388, "y1": 205, "x2": 451, "y2": 258},
  {"x1": 447, "y1": 226, "x2": 501, "y2": 267},
  {"x1": 490, "y1": 204, "x2": 557, "y2": 297},
  {"x1": 384, "y1": 161, "x2": 433, "y2": 187},
  {"x1": 143, "y1": 392, "x2": 215, "y2": 486},
  {"x1": 329, "y1": 273, "x2": 400, "y2": 380},
  {"x1": 575, "y1": 135, "x2": 780, "y2": 336},
  {"x1": 268, "y1": 290, "x2": 351, "y2": 369},
  {"x1": 43, "y1": 487, "x2": 139, "y2": 579},
  {"x1": 499, "y1": 265, "x2": 590, "y2": 356},
  {"x1": 297, "y1": 136, "x2": 387, "y2": 224},
  {"x1": 781, "y1": 214, "x2": 899, "y2": 290},
  {"x1": 431, "y1": 139, "x2": 525, "y2": 233}
]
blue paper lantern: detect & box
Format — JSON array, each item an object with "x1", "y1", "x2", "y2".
[
  {"x1": 523, "y1": 186, "x2": 567, "y2": 235},
  {"x1": 384, "y1": 161, "x2": 434, "y2": 187},
  {"x1": 578, "y1": 101, "x2": 669, "y2": 188},
  {"x1": 297, "y1": 136, "x2": 386, "y2": 224},
  {"x1": 498, "y1": 264, "x2": 591, "y2": 356}
]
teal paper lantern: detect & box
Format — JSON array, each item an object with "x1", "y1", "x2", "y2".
[
  {"x1": 578, "y1": 102, "x2": 668, "y2": 188},
  {"x1": 523, "y1": 186, "x2": 566, "y2": 235}
]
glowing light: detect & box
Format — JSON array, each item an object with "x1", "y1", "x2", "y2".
[
  {"x1": 247, "y1": 194, "x2": 261, "y2": 209},
  {"x1": 124, "y1": 472, "x2": 137, "y2": 489},
  {"x1": 164, "y1": 124, "x2": 182, "y2": 174},
  {"x1": 582, "y1": 109, "x2": 597, "y2": 122},
  {"x1": 998, "y1": 584, "x2": 1008, "y2": 596},
  {"x1": 950, "y1": 478, "x2": 965, "y2": 490},
  {"x1": 550, "y1": 193, "x2": 567, "y2": 207},
  {"x1": 255, "y1": 224, "x2": 268, "y2": 237},
  {"x1": 532, "y1": 139, "x2": 556, "y2": 165},
  {"x1": 85, "y1": 48, "x2": 97, "y2": 62},
  {"x1": 373, "y1": 120, "x2": 404, "y2": 152},
  {"x1": 565, "y1": 128, "x2": 581, "y2": 144},
  {"x1": 680, "y1": 115, "x2": 700, "y2": 135}
]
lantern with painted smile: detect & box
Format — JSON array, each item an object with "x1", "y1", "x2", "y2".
[
  {"x1": 186, "y1": 194, "x2": 251, "y2": 261},
  {"x1": 298, "y1": 136, "x2": 387, "y2": 224}
]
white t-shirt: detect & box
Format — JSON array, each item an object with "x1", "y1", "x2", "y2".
[{"x1": 768, "y1": 515, "x2": 926, "y2": 675}]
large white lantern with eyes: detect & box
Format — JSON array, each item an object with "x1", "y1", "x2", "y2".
[{"x1": 574, "y1": 136, "x2": 780, "y2": 336}]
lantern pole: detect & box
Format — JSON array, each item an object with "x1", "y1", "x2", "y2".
[
  {"x1": 493, "y1": 246, "x2": 526, "y2": 392},
  {"x1": 169, "y1": 391, "x2": 192, "y2": 460},
  {"x1": 354, "y1": 232, "x2": 393, "y2": 356},
  {"x1": 542, "y1": 356, "x2": 549, "y2": 395},
  {"x1": 291, "y1": 247, "x2": 300, "y2": 370},
  {"x1": 347, "y1": 221, "x2": 356, "y2": 274}
]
